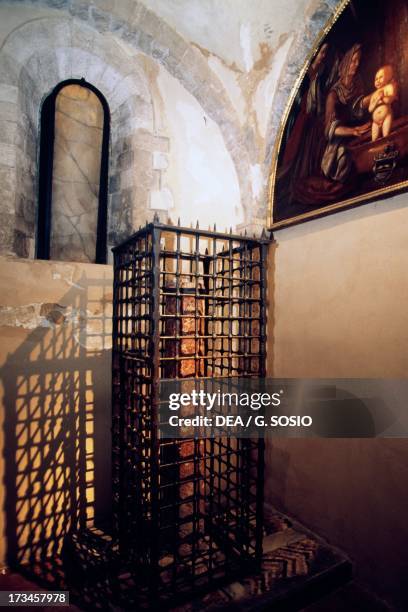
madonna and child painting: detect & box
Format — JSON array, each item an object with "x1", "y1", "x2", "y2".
[{"x1": 271, "y1": 0, "x2": 408, "y2": 227}]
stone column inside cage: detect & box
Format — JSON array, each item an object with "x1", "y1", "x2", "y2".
[
  {"x1": 160, "y1": 281, "x2": 207, "y2": 571},
  {"x1": 163, "y1": 282, "x2": 206, "y2": 379}
]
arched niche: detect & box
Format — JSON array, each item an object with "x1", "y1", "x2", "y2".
[{"x1": 37, "y1": 79, "x2": 110, "y2": 264}]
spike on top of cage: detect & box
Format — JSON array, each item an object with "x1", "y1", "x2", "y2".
[{"x1": 153, "y1": 212, "x2": 160, "y2": 223}]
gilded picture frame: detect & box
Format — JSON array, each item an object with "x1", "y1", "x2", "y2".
[{"x1": 268, "y1": 0, "x2": 408, "y2": 230}]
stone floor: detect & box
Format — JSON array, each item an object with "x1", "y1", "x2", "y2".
[
  {"x1": 301, "y1": 583, "x2": 392, "y2": 612},
  {"x1": 0, "y1": 572, "x2": 391, "y2": 612},
  {"x1": 0, "y1": 507, "x2": 389, "y2": 610}
]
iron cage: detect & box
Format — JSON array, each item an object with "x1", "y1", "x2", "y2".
[{"x1": 111, "y1": 220, "x2": 269, "y2": 604}]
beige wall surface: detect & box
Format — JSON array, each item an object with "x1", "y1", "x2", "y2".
[
  {"x1": 0, "y1": 258, "x2": 113, "y2": 568},
  {"x1": 266, "y1": 193, "x2": 408, "y2": 609}
]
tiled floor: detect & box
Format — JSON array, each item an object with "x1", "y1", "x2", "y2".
[
  {"x1": 0, "y1": 570, "x2": 391, "y2": 611},
  {"x1": 0, "y1": 507, "x2": 391, "y2": 611}
]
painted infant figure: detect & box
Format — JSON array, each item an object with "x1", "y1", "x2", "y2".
[{"x1": 368, "y1": 65, "x2": 398, "y2": 141}]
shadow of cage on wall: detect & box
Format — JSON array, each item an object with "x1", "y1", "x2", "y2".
[{"x1": 0, "y1": 272, "x2": 112, "y2": 583}]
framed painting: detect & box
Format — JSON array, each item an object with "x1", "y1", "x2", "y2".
[{"x1": 269, "y1": 0, "x2": 408, "y2": 229}]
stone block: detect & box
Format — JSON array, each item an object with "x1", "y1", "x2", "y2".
[
  {"x1": 155, "y1": 22, "x2": 188, "y2": 64},
  {"x1": 0, "y1": 166, "x2": 16, "y2": 214},
  {"x1": 119, "y1": 25, "x2": 143, "y2": 50},
  {"x1": 107, "y1": 75, "x2": 136, "y2": 111},
  {"x1": 71, "y1": 20, "x2": 95, "y2": 53},
  {"x1": 68, "y1": 0, "x2": 90, "y2": 21},
  {"x1": 151, "y1": 169, "x2": 161, "y2": 191},
  {"x1": 13, "y1": 229, "x2": 30, "y2": 259},
  {"x1": 70, "y1": 50, "x2": 92, "y2": 82},
  {"x1": 98, "y1": 65, "x2": 123, "y2": 98},
  {"x1": 109, "y1": 16, "x2": 126, "y2": 37},
  {"x1": 16, "y1": 149, "x2": 35, "y2": 177},
  {"x1": 150, "y1": 188, "x2": 173, "y2": 212},
  {"x1": 130, "y1": 185, "x2": 150, "y2": 226},
  {"x1": 133, "y1": 130, "x2": 169, "y2": 154},
  {"x1": 0, "y1": 55, "x2": 19, "y2": 86},
  {"x1": 111, "y1": 135, "x2": 132, "y2": 157},
  {"x1": 107, "y1": 0, "x2": 144, "y2": 31},
  {"x1": 0, "y1": 143, "x2": 16, "y2": 168},
  {"x1": 134, "y1": 30, "x2": 154, "y2": 56},
  {"x1": 151, "y1": 40, "x2": 169, "y2": 62},
  {"x1": 92, "y1": 0, "x2": 116, "y2": 12},
  {"x1": 152, "y1": 151, "x2": 168, "y2": 170},
  {"x1": 16, "y1": 122, "x2": 37, "y2": 158},
  {"x1": 133, "y1": 149, "x2": 153, "y2": 184},
  {"x1": 108, "y1": 174, "x2": 120, "y2": 194},
  {"x1": 84, "y1": 57, "x2": 106, "y2": 86},
  {"x1": 16, "y1": 193, "x2": 36, "y2": 228},
  {"x1": 0, "y1": 213, "x2": 15, "y2": 255},
  {"x1": 117, "y1": 149, "x2": 134, "y2": 170},
  {"x1": 0, "y1": 84, "x2": 18, "y2": 105},
  {"x1": 0, "y1": 121, "x2": 17, "y2": 146},
  {"x1": 114, "y1": 104, "x2": 153, "y2": 137},
  {"x1": 0, "y1": 101, "x2": 18, "y2": 123},
  {"x1": 154, "y1": 136, "x2": 170, "y2": 153},
  {"x1": 109, "y1": 188, "x2": 133, "y2": 239},
  {"x1": 138, "y1": 6, "x2": 167, "y2": 42},
  {"x1": 116, "y1": 168, "x2": 136, "y2": 191},
  {"x1": 55, "y1": 47, "x2": 72, "y2": 81},
  {"x1": 45, "y1": 0, "x2": 69, "y2": 9},
  {"x1": 15, "y1": 207, "x2": 34, "y2": 238},
  {"x1": 131, "y1": 94, "x2": 154, "y2": 122},
  {"x1": 115, "y1": 101, "x2": 132, "y2": 124},
  {"x1": 90, "y1": 7, "x2": 111, "y2": 33}
]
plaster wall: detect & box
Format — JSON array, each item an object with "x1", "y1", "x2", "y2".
[
  {"x1": 266, "y1": 194, "x2": 408, "y2": 609},
  {"x1": 139, "y1": 0, "x2": 309, "y2": 73},
  {"x1": 0, "y1": 257, "x2": 113, "y2": 568},
  {"x1": 155, "y1": 66, "x2": 242, "y2": 230}
]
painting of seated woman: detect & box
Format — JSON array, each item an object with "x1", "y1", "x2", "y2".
[{"x1": 271, "y1": 0, "x2": 408, "y2": 228}]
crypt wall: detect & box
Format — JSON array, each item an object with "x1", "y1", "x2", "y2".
[
  {"x1": 0, "y1": 0, "x2": 408, "y2": 609},
  {"x1": 263, "y1": 2, "x2": 408, "y2": 610},
  {"x1": 0, "y1": 0, "x2": 291, "y2": 572},
  {"x1": 266, "y1": 196, "x2": 408, "y2": 611}
]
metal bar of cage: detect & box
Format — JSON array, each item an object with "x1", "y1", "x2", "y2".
[{"x1": 111, "y1": 221, "x2": 270, "y2": 603}]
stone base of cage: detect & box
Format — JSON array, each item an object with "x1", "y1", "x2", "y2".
[{"x1": 62, "y1": 507, "x2": 352, "y2": 611}]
